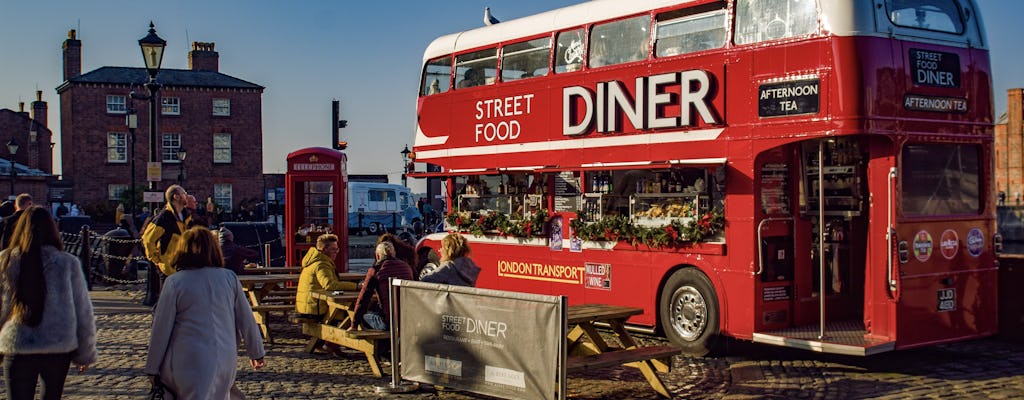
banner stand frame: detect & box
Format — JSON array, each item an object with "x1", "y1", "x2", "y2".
[{"x1": 375, "y1": 278, "x2": 420, "y2": 394}]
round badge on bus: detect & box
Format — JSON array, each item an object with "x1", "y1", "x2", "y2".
[
  {"x1": 966, "y1": 228, "x2": 984, "y2": 258},
  {"x1": 939, "y1": 229, "x2": 959, "y2": 260},
  {"x1": 913, "y1": 230, "x2": 933, "y2": 262}
]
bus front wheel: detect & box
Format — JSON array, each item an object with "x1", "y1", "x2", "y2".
[{"x1": 659, "y1": 268, "x2": 720, "y2": 356}]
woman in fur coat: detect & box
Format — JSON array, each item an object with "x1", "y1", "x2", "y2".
[
  {"x1": 145, "y1": 227, "x2": 265, "y2": 399},
  {"x1": 0, "y1": 206, "x2": 97, "y2": 400}
]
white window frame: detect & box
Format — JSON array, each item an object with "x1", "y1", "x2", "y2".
[
  {"x1": 214, "y1": 184, "x2": 233, "y2": 212},
  {"x1": 213, "y1": 133, "x2": 232, "y2": 163},
  {"x1": 106, "y1": 95, "x2": 127, "y2": 114},
  {"x1": 161, "y1": 97, "x2": 180, "y2": 115},
  {"x1": 107, "y1": 132, "x2": 128, "y2": 163},
  {"x1": 213, "y1": 98, "x2": 231, "y2": 116},
  {"x1": 162, "y1": 133, "x2": 182, "y2": 163},
  {"x1": 108, "y1": 184, "x2": 129, "y2": 201}
]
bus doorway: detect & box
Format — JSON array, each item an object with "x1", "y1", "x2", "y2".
[{"x1": 753, "y1": 138, "x2": 890, "y2": 355}]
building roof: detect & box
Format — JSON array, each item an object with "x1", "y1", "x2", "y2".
[
  {"x1": 57, "y1": 66, "x2": 263, "y2": 92},
  {"x1": 0, "y1": 158, "x2": 49, "y2": 177}
]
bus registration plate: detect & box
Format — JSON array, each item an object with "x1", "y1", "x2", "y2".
[{"x1": 937, "y1": 288, "x2": 956, "y2": 312}]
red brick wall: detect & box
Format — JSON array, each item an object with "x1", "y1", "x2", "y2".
[
  {"x1": 58, "y1": 83, "x2": 264, "y2": 214},
  {"x1": 997, "y1": 89, "x2": 1024, "y2": 202}
]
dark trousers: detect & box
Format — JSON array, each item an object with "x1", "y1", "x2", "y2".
[{"x1": 3, "y1": 352, "x2": 73, "y2": 400}]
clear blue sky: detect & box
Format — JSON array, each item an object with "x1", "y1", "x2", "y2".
[{"x1": 1, "y1": 0, "x2": 1022, "y2": 189}]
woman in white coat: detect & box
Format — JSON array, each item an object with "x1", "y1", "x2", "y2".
[
  {"x1": 144, "y1": 227, "x2": 265, "y2": 399},
  {"x1": 0, "y1": 206, "x2": 97, "y2": 400}
]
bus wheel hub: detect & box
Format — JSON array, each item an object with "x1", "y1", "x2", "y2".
[{"x1": 673, "y1": 286, "x2": 707, "y2": 341}]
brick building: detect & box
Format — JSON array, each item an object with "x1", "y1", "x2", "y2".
[
  {"x1": 0, "y1": 93, "x2": 55, "y2": 204},
  {"x1": 56, "y1": 29, "x2": 264, "y2": 217},
  {"x1": 996, "y1": 89, "x2": 1024, "y2": 205}
]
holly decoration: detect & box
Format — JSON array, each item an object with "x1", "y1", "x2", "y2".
[
  {"x1": 445, "y1": 208, "x2": 550, "y2": 237},
  {"x1": 570, "y1": 208, "x2": 724, "y2": 247},
  {"x1": 444, "y1": 206, "x2": 724, "y2": 247}
]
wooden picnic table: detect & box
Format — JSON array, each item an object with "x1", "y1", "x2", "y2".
[
  {"x1": 241, "y1": 266, "x2": 302, "y2": 274},
  {"x1": 296, "y1": 289, "x2": 391, "y2": 377},
  {"x1": 238, "y1": 272, "x2": 365, "y2": 344},
  {"x1": 238, "y1": 274, "x2": 301, "y2": 343},
  {"x1": 565, "y1": 304, "x2": 681, "y2": 398}
]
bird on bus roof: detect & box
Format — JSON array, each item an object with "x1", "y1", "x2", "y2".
[{"x1": 484, "y1": 7, "x2": 500, "y2": 25}]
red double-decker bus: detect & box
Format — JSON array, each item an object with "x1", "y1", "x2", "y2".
[{"x1": 410, "y1": 0, "x2": 996, "y2": 356}]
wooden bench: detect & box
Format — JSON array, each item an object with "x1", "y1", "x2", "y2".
[
  {"x1": 566, "y1": 345, "x2": 680, "y2": 374},
  {"x1": 299, "y1": 322, "x2": 391, "y2": 377},
  {"x1": 250, "y1": 304, "x2": 294, "y2": 344}
]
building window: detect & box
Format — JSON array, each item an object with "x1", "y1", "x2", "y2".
[
  {"x1": 106, "y1": 95, "x2": 127, "y2": 114},
  {"x1": 107, "y1": 132, "x2": 127, "y2": 163},
  {"x1": 213, "y1": 98, "x2": 230, "y2": 116},
  {"x1": 214, "y1": 184, "x2": 233, "y2": 212},
  {"x1": 213, "y1": 133, "x2": 231, "y2": 163},
  {"x1": 108, "y1": 184, "x2": 129, "y2": 201},
  {"x1": 162, "y1": 133, "x2": 182, "y2": 163},
  {"x1": 161, "y1": 97, "x2": 180, "y2": 115}
]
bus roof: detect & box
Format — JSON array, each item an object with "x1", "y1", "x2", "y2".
[
  {"x1": 423, "y1": 0, "x2": 987, "y2": 62},
  {"x1": 424, "y1": 0, "x2": 686, "y2": 62}
]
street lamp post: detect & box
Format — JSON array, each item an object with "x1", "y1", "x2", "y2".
[
  {"x1": 126, "y1": 107, "x2": 137, "y2": 216},
  {"x1": 401, "y1": 145, "x2": 411, "y2": 187},
  {"x1": 6, "y1": 138, "x2": 19, "y2": 200},
  {"x1": 176, "y1": 147, "x2": 187, "y2": 184},
  {"x1": 139, "y1": 21, "x2": 166, "y2": 193},
  {"x1": 139, "y1": 21, "x2": 165, "y2": 307}
]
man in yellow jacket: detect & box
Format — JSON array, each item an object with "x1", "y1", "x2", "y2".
[
  {"x1": 296, "y1": 234, "x2": 357, "y2": 318},
  {"x1": 142, "y1": 185, "x2": 190, "y2": 277}
]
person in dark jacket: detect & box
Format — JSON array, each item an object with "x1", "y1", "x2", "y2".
[
  {"x1": 350, "y1": 242, "x2": 414, "y2": 331},
  {"x1": 0, "y1": 193, "x2": 33, "y2": 249},
  {"x1": 375, "y1": 233, "x2": 417, "y2": 277},
  {"x1": 219, "y1": 227, "x2": 259, "y2": 274}
]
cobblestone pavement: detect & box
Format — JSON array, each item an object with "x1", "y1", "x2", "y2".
[{"x1": 20, "y1": 282, "x2": 1022, "y2": 399}]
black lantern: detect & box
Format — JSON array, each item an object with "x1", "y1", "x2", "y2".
[
  {"x1": 138, "y1": 21, "x2": 166, "y2": 80},
  {"x1": 6, "y1": 138, "x2": 18, "y2": 199}
]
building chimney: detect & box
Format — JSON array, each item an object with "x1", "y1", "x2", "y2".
[
  {"x1": 63, "y1": 29, "x2": 82, "y2": 81},
  {"x1": 31, "y1": 90, "x2": 47, "y2": 129},
  {"x1": 189, "y1": 42, "x2": 219, "y2": 72},
  {"x1": 18, "y1": 102, "x2": 24, "y2": 113}
]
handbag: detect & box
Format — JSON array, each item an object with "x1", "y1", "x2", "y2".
[{"x1": 148, "y1": 376, "x2": 176, "y2": 400}]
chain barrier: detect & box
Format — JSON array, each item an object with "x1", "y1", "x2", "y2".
[{"x1": 62, "y1": 225, "x2": 288, "y2": 288}]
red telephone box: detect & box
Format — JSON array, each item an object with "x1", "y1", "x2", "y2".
[{"x1": 285, "y1": 147, "x2": 348, "y2": 272}]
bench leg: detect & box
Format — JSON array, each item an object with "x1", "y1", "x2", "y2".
[
  {"x1": 636, "y1": 360, "x2": 671, "y2": 398},
  {"x1": 304, "y1": 337, "x2": 323, "y2": 354},
  {"x1": 253, "y1": 311, "x2": 273, "y2": 344}
]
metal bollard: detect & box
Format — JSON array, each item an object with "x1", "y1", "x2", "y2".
[
  {"x1": 142, "y1": 259, "x2": 160, "y2": 306},
  {"x1": 79, "y1": 225, "x2": 93, "y2": 291}
]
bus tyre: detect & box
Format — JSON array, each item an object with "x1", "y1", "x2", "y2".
[
  {"x1": 659, "y1": 268, "x2": 720, "y2": 356},
  {"x1": 367, "y1": 222, "x2": 382, "y2": 235}
]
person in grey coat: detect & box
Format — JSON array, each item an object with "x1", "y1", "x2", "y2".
[
  {"x1": 0, "y1": 206, "x2": 97, "y2": 400},
  {"x1": 420, "y1": 233, "x2": 480, "y2": 287},
  {"x1": 145, "y1": 227, "x2": 265, "y2": 399}
]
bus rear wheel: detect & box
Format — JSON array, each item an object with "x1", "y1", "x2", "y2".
[
  {"x1": 367, "y1": 222, "x2": 382, "y2": 236},
  {"x1": 659, "y1": 268, "x2": 720, "y2": 356}
]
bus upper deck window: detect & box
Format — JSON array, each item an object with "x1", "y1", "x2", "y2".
[
  {"x1": 589, "y1": 15, "x2": 651, "y2": 68},
  {"x1": 656, "y1": 9, "x2": 728, "y2": 57},
  {"x1": 735, "y1": 0, "x2": 817, "y2": 45},
  {"x1": 421, "y1": 56, "x2": 452, "y2": 96},
  {"x1": 502, "y1": 37, "x2": 551, "y2": 82},
  {"x1": 555, "y1": 29, "x2": 585, "y2": 73},
  {"x1": 455, "y1": 49, "x2": 498, "y2": 89},
  {"x1": 886, "y1": 0, "x2": 964, "y2": 34}
]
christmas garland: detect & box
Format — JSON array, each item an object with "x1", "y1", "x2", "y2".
[
  {"x1": 444, "y1": 207, "x2": 724, "y2": 248},
  {"x1": 569, "y1": 208, "x2": 725, "y2": 247},
  {"x1": 445, "y1": 209, "x2": 550, "y2": 237}
]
